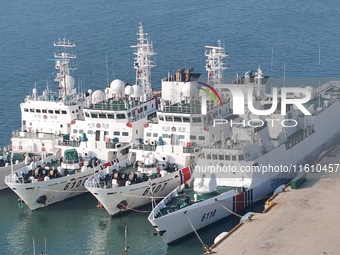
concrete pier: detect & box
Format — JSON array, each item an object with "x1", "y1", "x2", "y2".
[{"x1": 210, "y1": 145, "x2": 340, "y2": 255}]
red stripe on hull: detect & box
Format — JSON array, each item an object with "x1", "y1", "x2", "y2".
[
  {"x1": 235, "y1": 193, "x2": 245, "y2": 212},
  {"x1": 181, "y1": 167, "x2": 191, "y2": 183}
]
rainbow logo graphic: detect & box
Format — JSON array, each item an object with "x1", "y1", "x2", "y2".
[{"x1": 198, "y1": 82, "x2": 222, "y2": 106}]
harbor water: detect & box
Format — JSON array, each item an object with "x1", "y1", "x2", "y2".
[{"x1": 0, "y1": 0, "x2": 339, "y2": 254}]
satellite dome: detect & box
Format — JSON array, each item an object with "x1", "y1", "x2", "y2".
[
  {"x1": 181, "y1": 82, "x2": 199, "y2": 97},
  {"x1": 110, "y1": 79, "x2": 125, "y2": 95},
  {"x1": 91, "y1": 90, "x2": 106, "y2": 104},
  {"x1": 131, "y1": 85, "x2": 142, "y2": 98},
  {"x1": 125, "y1": 85, "x2": 134, "y2": 96}
]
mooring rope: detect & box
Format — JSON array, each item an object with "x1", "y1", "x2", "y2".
[
  {"x1": 186, "y1": 215, "x2": 211, "y2": 254},
  {"x1": 214, "y1": 199, "x2": 242, "y2": 218}
]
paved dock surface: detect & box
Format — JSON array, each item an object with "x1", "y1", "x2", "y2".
[{"x1": 211, "y1": 145, "x2": 340, "y2": 255}]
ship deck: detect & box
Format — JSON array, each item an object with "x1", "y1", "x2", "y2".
[
  {"x1": 87, "y1": 164, "x2": 179, "y2": 190},
  {"x1": 159, "y1": 100, "x2": 217, "y2": 114},
  {"x1": 86, "y1": 98, "x2": 153, "y2": 111},
  {"x1": 155, "y1": 186, "x2": 235, "y2": 218},
  {"x1": 12, "y1": 131, "x2": 61, "y2": 140}
]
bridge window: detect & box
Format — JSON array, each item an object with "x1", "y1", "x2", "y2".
[
  {"x1": 90, "y1": 113, "x2": 98, "y2": 118},
  {"x1": 173, "y1": 116, "x2": 182, "y2": 122},
  {"x1": 182, "y1": 117, "x2": 190, "y2": 123},
  {"x1": 165, "y1": 116, "x2": 173, "y2": 121},
  {"x1": 99, "y1": 113, "x2": 107, "y2": 119},
  {"x1": 116, "y1": 114, "x2": 126, "y2": 119}
]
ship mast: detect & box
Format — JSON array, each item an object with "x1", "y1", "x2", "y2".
[
  {"x1": 53, "y1": 38, "x2": 77, "y2": 100},
  {"x1": 205, "y1": 40, "x2": 228, "y2": 87},
  {"x1": 131, "y1": 22, "x2": 156, "y2": 102}
]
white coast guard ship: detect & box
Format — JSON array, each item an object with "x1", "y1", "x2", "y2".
[
  {"x1": 85, "y1": 42, "x2": 233, "y2": 216},
  {"x1": 5, "y1": 23, "x2": 157, "y2": 210},
  {"x1": 0, "y1": 39, "x2": 85, "y2": 190},
  {"x1": 148, "y1": 68, "x2": 340, "y2": 244}
]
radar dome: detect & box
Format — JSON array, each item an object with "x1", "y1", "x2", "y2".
[
  {"x1": 91, "y1": 90, "x2": 106, "y2": 104},
  {"x1": 181, "y1": 82, "x2": 199, "y2": 97},
  {"x1": 131, "y1": 85, "x2": 142, "y2": 98},
  {"x1": 125, "y1": 85, "x2": 134, "y2": 96},
  {"x1": 110, "y1": 79, "x2": 125, "y2": 95},
  {"x1": 305, "y1": 86, "x2": 316, "y2": 99}
]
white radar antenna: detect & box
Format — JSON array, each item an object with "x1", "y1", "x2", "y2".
[
  {"x1": 131, "y1": 21, "x2": 156, "y2": 102},
  {"x1": 53, "y1": 38, "x2": 77, "y2": 100},
  {"x1": 205, "y1": 40, "x2": 228, "y2": 86}
]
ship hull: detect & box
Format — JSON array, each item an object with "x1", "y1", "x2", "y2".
[
  {"x1": 149, "y1": 100, "x2": 340, "y2": 244},
  {"x1": 149, "y1": 188, "x2": 238, "y2": 244},
  {"x1": 6, "y1": 171, "x2": 95, "y2": 210},
  {"x1": 85, "y1": 166, "x2": 192, "y2": 216},
  {"x1": 5, "y1": 155, "x2": 101, "y2": 210}
]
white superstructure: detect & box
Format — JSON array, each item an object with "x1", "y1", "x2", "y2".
[
  {"x1": 4, "y1": 22, "x2": 158, "y2": 209},
  {"x1": 0, "y1": 39, "x2": 84, "y2": 190},
  {"x1": 149, "y1": 62, "x2": 340, "y2": 244},
  {"x1": 85, "y1": 42, "x2": 234, "y2": 216}
]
